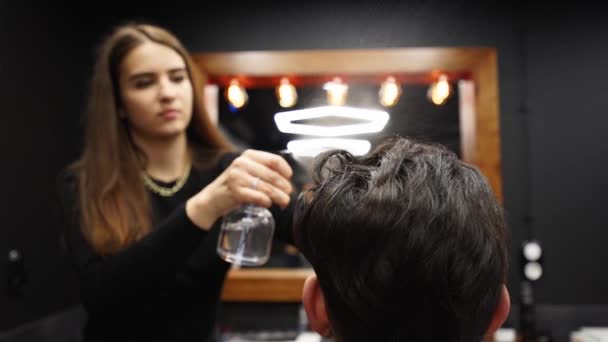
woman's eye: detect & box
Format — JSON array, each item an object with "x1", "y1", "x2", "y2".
[
  {"x1": 171, "y1": 75, "x2": 186, "y2": 83},
  {"x1": 134, "y1": 79, "x2": 154, "y2": 88}
]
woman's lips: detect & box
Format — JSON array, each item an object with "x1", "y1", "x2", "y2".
[{"x1": 160, "y1": 109, "x2": 180, "y2": 119}]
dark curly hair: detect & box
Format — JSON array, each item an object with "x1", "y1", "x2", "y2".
[{"x1": 294, "y1": 136, "x2": 509, "y2": 342}]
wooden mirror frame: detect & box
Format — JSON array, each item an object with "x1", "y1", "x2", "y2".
[{"x1": 191, "y1": 48, "x2": 501, "y2": 302}]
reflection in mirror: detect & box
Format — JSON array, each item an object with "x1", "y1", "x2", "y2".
[
  {"x1": 193, "y1": 48, "x2": 501, "y2": 200},
  {"x1": 213, "y1": 82, "x2": 463, "y2": 190},
  {"x1": 215, "y1": 81, "x2": 461, "y2": 154},
  {"x1": 193, "y1": 48, "x2": 502, "y2": 302}
]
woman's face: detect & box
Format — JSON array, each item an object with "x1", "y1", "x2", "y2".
[{"x1": 119, "y1": 42, "x2": 193, "y2": 140}]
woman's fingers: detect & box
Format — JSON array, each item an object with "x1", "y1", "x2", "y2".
[
  {"x1": 232, "y1": 151, "x2": 293, "y2": 195},
  {"x1": 191, "y1": 150, "x2": 294, "y2": 228},
  {"x1": 234, "y1": 186, "x2": 273, "y2": 208},
  {"x1": 249, "y1": 176, "x2": 291, "y2": 208},
  {"x1": 242, "y1": 149, "x2": 293, "y2": 181},
  {"x1": 225, "y1": 167, "x2": 290, "y2": 208}
]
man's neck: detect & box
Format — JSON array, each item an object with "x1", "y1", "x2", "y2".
[{"x1": 133, "y1": 132, "x2": 191, "y2": 182}]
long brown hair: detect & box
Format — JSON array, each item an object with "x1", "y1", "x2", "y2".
[{"x1": 72, "y1": 23, "x2": 232, "y2": 254}]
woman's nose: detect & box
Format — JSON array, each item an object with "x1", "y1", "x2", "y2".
[{"x1": 158, "y1": 77, "x2": 177, "y2": 100}]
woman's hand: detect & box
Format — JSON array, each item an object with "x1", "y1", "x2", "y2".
[{"x1": 186, "y1": 150, "x2": 293, "y2": 230}]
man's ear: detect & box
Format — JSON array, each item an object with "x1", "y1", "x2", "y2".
[
  {"x1": 302, "y1": 274, "x2": 332, "y2": 337},
  {"x1": 486, "y1": 284, "x2": 511, "y2": 336}
]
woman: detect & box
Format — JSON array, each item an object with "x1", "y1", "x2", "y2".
[{"x1": 59, "y1": 23, "x2": 295, "y2": 341}]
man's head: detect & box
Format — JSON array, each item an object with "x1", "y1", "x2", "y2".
[{"x1": 294, "y1": 136, "x2": 510, "y2": 342}]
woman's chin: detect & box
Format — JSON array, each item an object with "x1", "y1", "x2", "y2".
[{"x1": 156, "y1": 122, "x2": 189, "y2": 138}]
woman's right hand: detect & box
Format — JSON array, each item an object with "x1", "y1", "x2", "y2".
[{"x1": 186, "y1": 149, "x2": 294, "y2": 230}]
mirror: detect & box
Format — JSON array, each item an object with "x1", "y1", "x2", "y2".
[
  {"x1": 193, "y1": 48, "x2": 501, "y2": 198},
  {"x1": 192, "y1": 47, "x2": 502, "y2": 302}
]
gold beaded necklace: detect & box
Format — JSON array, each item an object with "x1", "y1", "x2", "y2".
[{"x1": 142, "y1": 162, "x2": 192, "y2": 197}]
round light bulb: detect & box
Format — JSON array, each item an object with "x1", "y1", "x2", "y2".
[
  {"x1": 323, "y1": 77, "x2": 348, "y2": 106},
  {"x1": 523, "y1": 241, "x2": 542, "y2": 261},
  {"x1": 524, "y1": 261, "x2": 543, "y2": 281},
  {"x1": 276, "y1": 77, "x2": 298, "y2": 108},
  {"x1": 379, "y1": 76, "x2": 402, "y2": 107},
  {"x1": 226, "y1": 79, "x2": 248, "y2": 109},
  {"x1": 494, "y1": 329, "x2": 517, "y2": 342},
  {"x1": 428, "y1": 74, "x2": 451, "y2": 105}
]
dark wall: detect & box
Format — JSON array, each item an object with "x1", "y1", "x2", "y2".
[
  {"x1": 1, "y1": 3, "x2": 82, "y2": 331},
  {"x1": 524, "y1": 3, "x2": 608, "y2": 304},
  {"x1": 1, "y1": 0, "x2": 606, "y2": 332}
]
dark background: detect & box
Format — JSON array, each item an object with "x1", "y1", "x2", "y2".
[{"x1": 1, "y1": 0, "x2": 607, "y2": 336}]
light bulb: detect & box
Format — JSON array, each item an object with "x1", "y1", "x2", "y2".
[
  {"x1": 379, "y1": 76, "x2": 402, "y2": 107},
  {"x1": 276, "y1": 77, "x2": 298, "y2": 108},
  {"x1": 225, "y1": 79, "x2": 248, "y2": 109},
  {"x1": 524, "y1": 262, "x2": 543, "y2": 281},
  {"x1": 323, "y1": 77, "x2": 348, "y2": 106},
  {"x1": 428, "y1": 74, "x2": 451, "y2": 105},
  {"x1": 523, "y1": 241, "x2": 542, "y2": 261}
]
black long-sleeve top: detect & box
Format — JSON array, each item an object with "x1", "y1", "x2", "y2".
[{"x1": 59, "y1": 153, "x2": 295, "y2": 342}]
